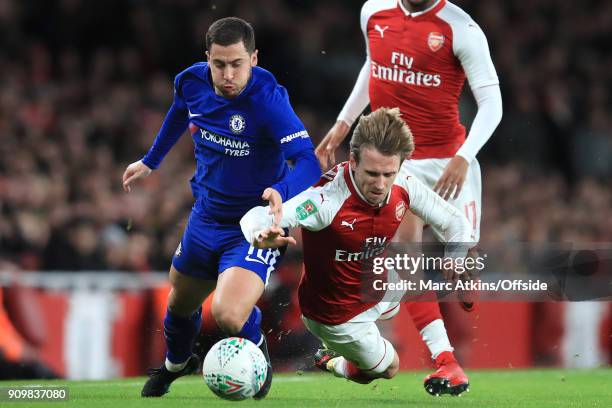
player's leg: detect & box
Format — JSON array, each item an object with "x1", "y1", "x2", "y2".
[
  {"x1": 304, "y1": 310, "x2": 399, "y2": 384},
  {"x1": 429, "y1": 158, "x2": 482, "y2": 311},
  {"x1": 319, "y1": 348, "x2": 399, "y2": 383},
  {"x1": 398, "y1": 158, "x2": 471, "y2": 395},
  {"x1": 142, "y1": 265, "x2": 216, "y2": 397},
  {"x1": 193, "y1": 290, "x2": 225, "y2": 359},
  {"x1": 406, "y1": 301, "x2": 469, "y2": 395},
  {"x1": 165, "y1": 266, "x2": 216, "y2": 368},
  {"x1": 212, "y1": 266, "x2": 265, "y2": 344},
  {"x1": 214, "y1": 241, "x2": 284, "y2": 399},
  {"x1": 142, "y1": 212, "x2": 219, "y2": 397}
]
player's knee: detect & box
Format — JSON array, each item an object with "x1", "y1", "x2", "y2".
[
  {"x1": 369, "y1": 341, "x2": 399, "y2": 379},
  {"x1": 381, "y1": 356, "x2": 400, "y2": 379},
  {"x1": 211, "y1": 305, "x2": 248, "y2": 335}
]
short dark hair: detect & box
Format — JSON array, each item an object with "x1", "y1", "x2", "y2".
[
  {"x1": 350, "y1": 107, "x2": 414, "y2": 163},
  {"x1": 206, "y1": 17, "x2": 255, "y2": 53}
]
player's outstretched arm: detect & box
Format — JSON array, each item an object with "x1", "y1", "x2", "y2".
[
  {"x1": 241, "y1": 205, "x2": 298, "y2": 249},
  {"x1": 241, "y1": 184, "x2": 335, "y2": 248},
  {"x1": 122, "y1": 160, "x2": 152, "y2": 193},
  {"x1": 253, "y1": 226, "x2": 297, "y2": 249},
  {"x1": 315, "y1": 120, "x2": 350, "y2": 170}
]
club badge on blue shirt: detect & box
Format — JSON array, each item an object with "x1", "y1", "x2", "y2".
[{"x1": 229, "y1": 114, "x2": 246, "y2": 134}]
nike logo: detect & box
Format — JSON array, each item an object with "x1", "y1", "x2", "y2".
[
  {"x1": 341, "y1": 218, "x2": 357, "y2": 230},
  {"x1": 188, "y1": 109, "x2": 202, "y2": 118},
  {"x1": 245, "y1": 255, "x2": 266, "y2": 265},
  {"x1": 320, "y1": 193, "x2": 326, "y2": 204}
]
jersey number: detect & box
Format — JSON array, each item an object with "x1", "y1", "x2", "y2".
[{"x1": 464, "y1": 200, "x2": 477, "y2": 230}]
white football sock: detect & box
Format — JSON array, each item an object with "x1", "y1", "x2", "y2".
[
  {"x1": 165, "y1": 358, "x2": 188, "y2": 373},
  {"x1": 420, "y1": 319, "x2": 454, "y2": 359},
  {"x1": 330, "y1": 357, "x2": 349, "y2": 378}
]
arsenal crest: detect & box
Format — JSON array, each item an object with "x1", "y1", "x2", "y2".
[
  {"x1": 395, "y1": 201, "x2": 406, "y2": 221},
  {"x1": 427, "y1": 32, "x2": 445, "y2": 52}
]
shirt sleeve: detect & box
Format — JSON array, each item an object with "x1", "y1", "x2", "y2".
[
  {"x1": 141, "y1": 75, "x2": 189, "y2": 169},
  {"x1": 270, "y1": 148, "x2": 322, "y2": 202},
  {"x1": 264, "y1": 85, "x2": 314, "y2": 159},
  {"x1": 337, "y1": 2, "x2": 374, "y2": 126},
  {"x1": 395, "y1": 166, "x2": 473, "y2": 257},
  {"x1": 240, "y1": 184, "x2": 339, "y2": 244},
  {"x1": 455, "y1": 84, "x2": 503, "y2": 163},
  {"x1": 452, "y1": 20, "x2": 502, "y2": 163},
  {"x1": 262, "y1": 85, "x2": 321, "y2": 201},
  {"x1": 453, "y1": 20, "x2": 499, "y2": 90},
  {"x1": 337, "y1": 60, "x2": 371, "y2": 127}
]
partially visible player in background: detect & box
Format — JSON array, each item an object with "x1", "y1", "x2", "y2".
[
  {"x1": 315, "y1": 0, "x2": 503, "y2": 394},
  {"x1": 241, "y1": 108, "x2": 472, "y2": 394},
  {"x1": 122, "y1": 17, "x2": 320, "y2": 398}
]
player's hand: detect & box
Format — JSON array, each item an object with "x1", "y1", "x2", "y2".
[
  {"x1": 253, "y1": 226, "x2": 297, "y2": 249},
  {"x1": 262, "y1": 187, "x2": 283, "y2": 227},
  {"x1": 434, "y1": 155, "x2": 469, "y2": 200},
  {"x1": 122, "y1": 160, "x2": 152, "y2": 193},
  {"x1": 315, "y1": 120, "x2": 350, "y2": 170},
  {"x1": 442, "y1": 264, "x2": 459, "y2": 281}
]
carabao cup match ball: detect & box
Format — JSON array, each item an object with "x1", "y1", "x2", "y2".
[{"x1": 203, "y1": 337, "x2": 268, "y2": 401}]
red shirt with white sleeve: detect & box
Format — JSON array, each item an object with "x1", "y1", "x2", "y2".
[
  {"x1": 338, "y1": 0, "x2": 501, "y2": 162},
  {"x1": 241, "y1": 162, "x2": 472, "y2": 325}
]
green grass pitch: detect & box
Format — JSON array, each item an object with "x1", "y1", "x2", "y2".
[{"x1": 2, "y1": 369, "x2": 610, "y2": 407}]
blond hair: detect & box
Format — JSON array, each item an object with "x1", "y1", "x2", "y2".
[{"x1": 349, "y1": 107, "x2": 414, "y2": 162}]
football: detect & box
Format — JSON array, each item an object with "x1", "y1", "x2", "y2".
[{"x1": 202, "y1": 337, "x2": 268, "y2": 401}]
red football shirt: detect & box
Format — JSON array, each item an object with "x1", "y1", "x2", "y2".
[{"x1": 354, "y1": 0, "x2": 499, "y2": 158}]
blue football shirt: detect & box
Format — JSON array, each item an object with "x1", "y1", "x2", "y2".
[{"x1": 142, "y1": 62, "x2": 319, "y2": 221}]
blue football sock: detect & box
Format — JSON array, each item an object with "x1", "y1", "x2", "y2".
[
  {"x1": 237, "y1": 305, "x2": 263, "y2": 345},
  {"x1": 164, "y1": 306, "x2": 202, "y2": 364}
]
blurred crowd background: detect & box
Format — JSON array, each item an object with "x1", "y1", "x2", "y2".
[{"x1": 0, "y1": 0, "x2": 610, "y2": 378}]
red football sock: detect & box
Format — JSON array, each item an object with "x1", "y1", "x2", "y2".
[{"x1": 406, "y1": 296, "x2": 442, "y2": 331}]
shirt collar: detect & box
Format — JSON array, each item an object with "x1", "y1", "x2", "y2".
[{"x1": 398, "y1": 0, "x2": 442, "y2": 17}]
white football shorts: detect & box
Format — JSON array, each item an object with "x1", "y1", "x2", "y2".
[
  {"x1": 302, "y1": 301, "x2": 400, "y2": 374},
  {"x1": 402, "y1": 158, "x2": 482, "y2": 243}
]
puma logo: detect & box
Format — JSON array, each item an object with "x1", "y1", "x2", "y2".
[
  {"x1": 374, "y1": 24, "x2": 389, "y2": 38},
  {"x1": 341, "y1": 218, "x2": 357, "y2": 230}
]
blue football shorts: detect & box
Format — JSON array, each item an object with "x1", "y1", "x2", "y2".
[{"x1": 171, "y1": 210, "x2": 285, "y2": 285}]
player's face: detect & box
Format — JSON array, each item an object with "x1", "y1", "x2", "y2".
[
  {"x1": 350, "y1": 146, "x2": 401, "y2": 206},
  {"x1": 207, "y1": 41, "x2": 258, "y2": 98}
]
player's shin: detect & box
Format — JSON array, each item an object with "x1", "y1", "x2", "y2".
[
  {"x1": 164, "y1": 306, "x2": 202, "y2": 372},
  {"x1": 329, "y1": 357, "x2": 373, "y2": 384},
  {"x1": 421, "y1": 319, "x2": 454, "y2": 359},
  {"x1": 407, "y1": 301, "x2": 454, "y2": 359},
  {"x1": 236, "y1": 305, "x2": 263, "y2": 345}
]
